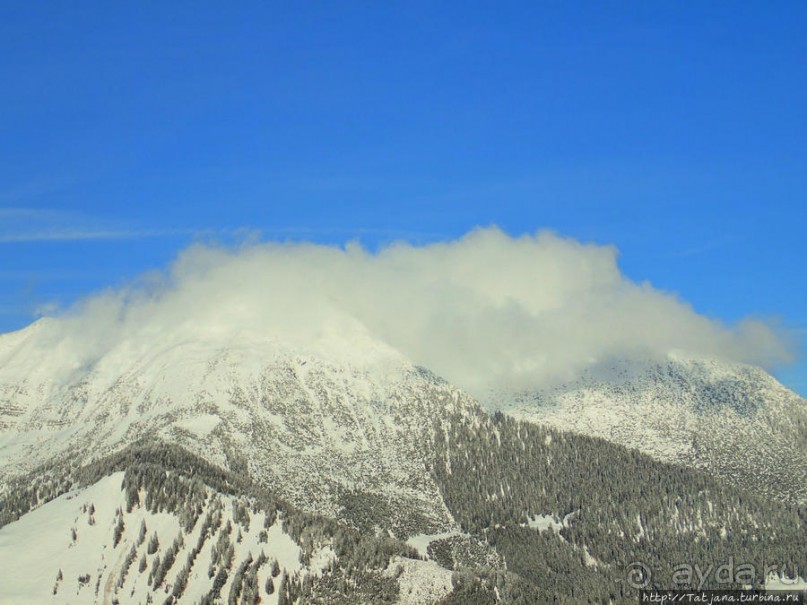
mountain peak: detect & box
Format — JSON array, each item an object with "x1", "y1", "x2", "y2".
[{"x1": 503, "y1": 355, "x2": 807, "y2": 503}]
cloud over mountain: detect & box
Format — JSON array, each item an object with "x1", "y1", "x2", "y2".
[{"x1": 12, "y1": 227, "x2": 793, "y2": 399}]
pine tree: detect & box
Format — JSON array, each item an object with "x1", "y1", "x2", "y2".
[
  {"x1": 113, "y1": 514, "x2": 125, "y2": 547},
  {"x1": 147, "y1": 532, "x2": 159, "y2": 554}
]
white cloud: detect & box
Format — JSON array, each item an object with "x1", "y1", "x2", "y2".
[{"x1": 9, "y1": 227, "x2": 794, "y2": 399}]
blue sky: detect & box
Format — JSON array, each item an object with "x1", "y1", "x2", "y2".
[{"x1": 1, "y1": 2, "x2": 805, "y2": 393}]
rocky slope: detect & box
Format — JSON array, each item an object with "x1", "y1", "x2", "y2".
[
  {"x1": 502, "y1": 356, "x2": 807, "y2": 503},
  {"x1": 0, "y1": 318, "x2": 480, "y2": 537}
]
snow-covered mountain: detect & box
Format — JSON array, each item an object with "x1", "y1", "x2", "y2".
[
  {"x1": 0, "y1": 472, "x2": 321, "y2": 605},
  {"x1": 0, "y1": 449, "x2": 459, "y2": 605},
  {"x1": 501, "y1": 355, "x2": 807, "y2": 503},
  {"x1": 0, "y1": 318, "x2": 480, "y2": 536},
  {"x1": 1, "y1": 318, "x2": 804, "y2": 604}
]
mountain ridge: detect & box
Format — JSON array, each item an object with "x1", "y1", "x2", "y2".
[
  {"x1": 0, "y1": 318, "x2": 804, "y2": 603},
  {"x1": 501, "y1": 356, "x2": 807, "y2": 503},
  {"x1": 0, "y1": 319, "x2": 481, "y2": 537}
]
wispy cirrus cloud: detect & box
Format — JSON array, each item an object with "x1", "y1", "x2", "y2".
[
  {"x1": 0, "y1": 227, "x2": 200, "y2": 243},
  {"x1": 0, "y1": 207, "x2": 61, "y2": 219},
  {"x1": 661, "y1": 235, "x2": 737, "y2": 259},
  {"x1": 0, "y1": 207, "x2": 440, "y2": 245},
  {"x1": 0, "y1": 206, "x2": 206, "y2": 244}
]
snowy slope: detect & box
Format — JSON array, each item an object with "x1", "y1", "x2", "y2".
[
  {"x1": 0, "y1": 318, "x2": 480, "y2": 536},
  {"x1": 0, "y1": 471, "x2": 452, "y2": 605},
  {"x1": 502, "y1": 355, "x2": 807, "y2": 502}
]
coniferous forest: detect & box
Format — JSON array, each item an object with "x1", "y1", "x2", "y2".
[{"x1": 1, "y1": 407, "x2": 803, "y2": 604}]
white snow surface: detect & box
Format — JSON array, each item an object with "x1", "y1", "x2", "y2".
[
  {"x1": 405, "y1": 528, "x2": 467, "y2": 559},
  {"x1": 175, "y1": 413, "x2": 221, "y2": 437},
  {"x1": 524, "y1": 513, "x2": 568, "y2": 533},
  {"x1": 0, "y1": 473, "x2": 132, "y2": 604},
  {"x1": 0, "y1": 473, "x2": 328, "y2": 605}
]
